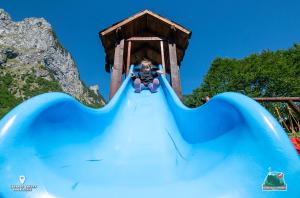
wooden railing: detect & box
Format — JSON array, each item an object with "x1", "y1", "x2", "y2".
[{"x1": 253, "y1": 97, "x2": 300, "y2": 116}]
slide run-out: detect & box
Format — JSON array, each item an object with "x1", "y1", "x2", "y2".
[{"x1": 0, "y1": 67, "x2": 299, "y2": 198}]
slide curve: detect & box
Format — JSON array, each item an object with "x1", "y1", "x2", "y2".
[{"x1": 0, "y1": 66, "x2": 299, "y2": 198}]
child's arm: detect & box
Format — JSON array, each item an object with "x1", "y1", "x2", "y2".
[
  {"x1": 130, "y1": 71, "x2": 138, "y2": 80},
  {"x1": 152, "y1": 69, "x2": 163, "y2": 78},
  {"x1": 156, "y1": 70, "x2": 164, "y2": 75}
]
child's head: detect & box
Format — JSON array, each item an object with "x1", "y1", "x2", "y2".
[{"x1": 141, "y1": 59, "x2": 152, "y2": 72}]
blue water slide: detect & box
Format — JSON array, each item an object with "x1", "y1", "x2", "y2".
[{"x1": 0, "y1": 66, "x2": 299, "y2": 198}]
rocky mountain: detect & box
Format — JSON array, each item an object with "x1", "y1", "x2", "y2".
[{"x1": 0, "y1": 8, "x2": 105, "y2": 117}]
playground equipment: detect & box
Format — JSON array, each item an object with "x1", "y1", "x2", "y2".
[
  {"x1": 253, "y1": 97, "x2": 300, "y2": 154},
  {"x1": 0, "y1": 10, "x2": 300, "y2": 198}
]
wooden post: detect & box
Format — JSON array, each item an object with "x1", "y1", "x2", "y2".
[
  {"x1": 160, "y1": 40, "x2": 166, "y2": 76},
  {"x1": 126, "y1": 41, "x2": 132, "y2": 76},
  {"x1": 168, "y1": 41, "x2": 182, "y2": 98},
  {"x1": 109, "y1": 39, "x2": 124, "y2": 99}
]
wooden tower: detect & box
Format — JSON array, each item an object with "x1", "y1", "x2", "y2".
[{"x1": 99, "y1": 10, "x2": 191, "y2": 99}]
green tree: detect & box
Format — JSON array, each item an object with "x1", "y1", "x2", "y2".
[
  {"x1": 0, "y1": 72, "x2": 22, "y2": 118},
  {"x1": 183, "y1": 44, "x2": 300, "y2": 128}
]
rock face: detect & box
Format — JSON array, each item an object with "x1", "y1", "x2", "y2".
[
  {"x1": 89, "y1": 85, "x2": 100, "y2": 96},
  {"x1": 0, "y1": 8, "x2": 105, "y2": 108}
]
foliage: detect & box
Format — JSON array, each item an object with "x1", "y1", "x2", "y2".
[
  {"x1": 0, "y1": 72, "x2": 22, "y2": 118},
  {"x1": 0, "y1": 64, "x2": 105, "y2": 119},
  {"x1": 22, "y1": 73, "x2": 63, "y2": 98},
  {"x1": 183, "y1": 44, "x2": 300, "y2": 133},
  {"x1": 183, "y1": 44, "x2": 299, "y2": 121},
  {"x1": 0, "y1": 68, "x2": 63, "y2": 118},
  {"x1": 184, "y1": 44, "x2": 300, "y2": 108},
  {"x1": 287, "y1": 132, "x2": 300, "y2": 137}
]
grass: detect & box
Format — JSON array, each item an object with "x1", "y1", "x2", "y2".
[{"x1": 287, "y1": 132, "x2": 300, "y2": 138}]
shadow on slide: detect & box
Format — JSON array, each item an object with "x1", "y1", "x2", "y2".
[{"x1": 0, "y1": 66, "x2": 299, "y2": 198}]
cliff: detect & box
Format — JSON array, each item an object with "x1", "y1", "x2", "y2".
[{"x1": 0, "y1": 9, "x2": 105, "y2": 117}]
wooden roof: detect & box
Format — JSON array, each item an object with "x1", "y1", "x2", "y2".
[{"x1": 99, "y1": 10, "x2": 192, "y2": 72}]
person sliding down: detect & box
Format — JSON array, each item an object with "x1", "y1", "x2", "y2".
[{"x1": 131, "y1": 59, "x2": 163, "y2": 93}]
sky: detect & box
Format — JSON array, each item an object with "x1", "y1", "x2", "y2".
[{"x1": 1, "y1": 0, "x2": 300, "y2": 100}]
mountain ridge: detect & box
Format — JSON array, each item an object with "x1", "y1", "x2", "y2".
[{"x1": 0, "y1": 8, "x2": 105, "y2": 118}]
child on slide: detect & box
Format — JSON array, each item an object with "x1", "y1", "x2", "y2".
[{"x1": 131, "y1": 59, "x2": 163, "y2": 93}]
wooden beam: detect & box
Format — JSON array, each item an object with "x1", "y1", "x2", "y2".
[
  {"x1": 127, "y1": 36, "x2": 163, "y2": 41},
  {"x1": 253, "y1": 97, "x2": 300, "y2": 102},
  {"x1": 129, "y1": 42, "x2": 162, "y2": 64},
  {"x1": 101, "y1": 11, "x2": 147, "y2": 36},
  {"x1": 160, "y1": 40, "x2": 166, "y2": 76},
  {"x1": 109, "y1": 39, "x2": 124, "y2": 99},
  {"x1": 103, "y1": 35, "x2": 186, "y2": 65},
  {"x1": 253, "y1": 97, "x2": 300, "y2": 116},
  {"x1": 168, "y1": 42, "x2": 182, "y2": 99},
  {"x1": 136, "y1": 28, "x2": 188, "y2": 52},
  {"x1": 130, "y1": 42, "x2": 161, "y2": 54},
  {"x1": 145, "y1": 10, "x2": 191, "y2": 35},
  {"x1": 126, "y1": 41, "x2": 132, "y2": 76},
  {"x1": 100, "y1": 10, "x2": 191, "y2": 36}
]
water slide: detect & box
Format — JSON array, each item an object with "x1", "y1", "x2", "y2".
[{"x1": 0, "y1": 66, "x2": 299, "y2": 198}]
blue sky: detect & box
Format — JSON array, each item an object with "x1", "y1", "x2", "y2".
[{"x1": 1, "y1": 0, "x2": 300, "y2": 100}]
